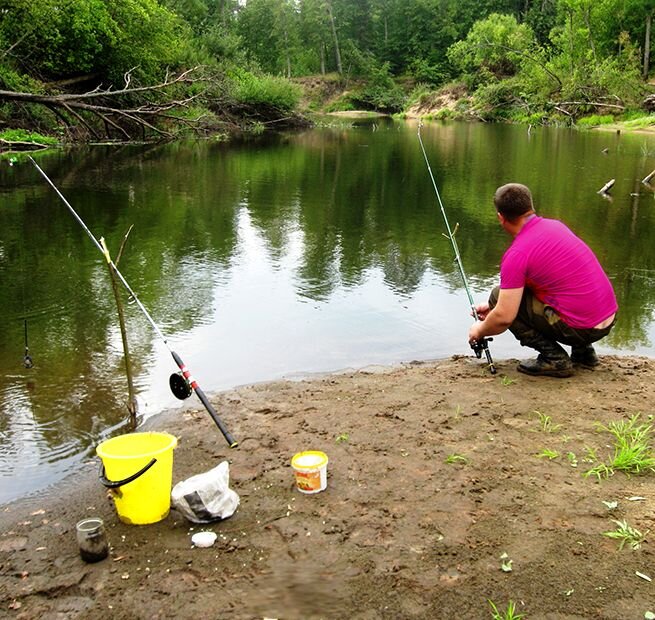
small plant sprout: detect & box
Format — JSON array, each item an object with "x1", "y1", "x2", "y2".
[
  {"x1": 499, "y1": 551, "x2": 513, "y2": 572},
  {"x1": 535, "y1": 410, "x2": 562, "y2": 433},
  {"x1": 335, "y1": 432, "x2": 349, "y2": 443},
  {"x1": 536, "y1": 448, "x2": 560, "y2": 460},
  {"x1": 585, "y1": 413, "x2": 655, "y2": 479},
  {"x1": 645, "y1": 610, "x2": 655, "y2": 619},
  {"x1": 583, "y1": 446, "x2": 597, "y2": 463},
  {"x1": 602, "y1": 519, "x2": 646, "y2": 550},
  {"x1": 445, "y1": 453, "x2": 468, "y2": 465},
  {"x1": 566, "y1": 452, "x2": 578, "y2": 467},
  {"x1": 488, "y1": 599, "x2": 524, "y2": 620},
  {"x1": 500, "y1": 375, "x2": 516, "y2": 386}
]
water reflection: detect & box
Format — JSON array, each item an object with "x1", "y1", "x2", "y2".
[{"x1": 1, "y1": 121, "x2": 654, "y2": 503}]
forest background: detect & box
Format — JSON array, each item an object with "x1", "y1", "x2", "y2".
[{"x1": 0, "y1": 0, "x2": 653, "y2": 145}]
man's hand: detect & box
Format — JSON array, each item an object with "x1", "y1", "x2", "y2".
[
  {"x1": 468, "y1": 322, "x2": 484, "y2": 345},
  {"x1": 472, "y1": 303, "x2": 490, "y2": 321}
]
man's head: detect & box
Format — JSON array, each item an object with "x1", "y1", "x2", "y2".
[{"x1": 494, "y1": 183, "x2": 534, "y2": 222}]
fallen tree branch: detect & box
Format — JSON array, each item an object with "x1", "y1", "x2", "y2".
[
  {"x1": 0, "y1": 67, "x2": 207, "y2": 141},
  {"x1": 0, "y1": 138, "x2": 49, "y2": 151},
  {"x1": 554, "y1": 101, "x2": 625, "y2": 110}
]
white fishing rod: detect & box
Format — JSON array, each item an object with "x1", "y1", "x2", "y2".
[
  {"x1": 416, "y1": 124, "x2": 497, "y2": 374},
  {"x1": 29, "y1": 156, "x2": 238, "y2": 446}
]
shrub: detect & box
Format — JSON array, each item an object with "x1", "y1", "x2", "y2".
[
  {"x1": 228, "y1": 69, "x2": 301, "y2": 112},
  {"x1": 577, "y1": 114, "x2": 615, "y2": 127}
]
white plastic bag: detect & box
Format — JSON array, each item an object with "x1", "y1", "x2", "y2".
[{"x1": 171, "y1": 461, "x2": 240, "y2": 524}]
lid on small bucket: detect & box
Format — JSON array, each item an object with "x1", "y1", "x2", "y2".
[{"x1": 291, "y1": 450, "x2": 328, "y2": 469}]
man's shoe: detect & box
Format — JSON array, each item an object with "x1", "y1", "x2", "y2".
[
  {"x1": 571, "y1": 345, "x2": 599, "y2": 368},
  {"x1": 517, "y1": 354, "x2": 574, "y2": 378}
]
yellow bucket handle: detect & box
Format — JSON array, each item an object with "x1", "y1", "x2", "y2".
[{"x1": 98, "y1": 457, "x2": 157, "y2": 489}]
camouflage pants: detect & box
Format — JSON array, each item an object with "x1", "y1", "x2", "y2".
[{"x1": 488, "y1": 286, "x2": 614, "y2": 349}]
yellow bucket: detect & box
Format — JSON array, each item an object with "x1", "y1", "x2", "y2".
[{"x1": 96, "y1": 432, "x2": 177, "y2": 525}]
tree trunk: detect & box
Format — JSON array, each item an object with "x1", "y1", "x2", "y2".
[
  {"x1": 644, "y1": 11, "x2": 652, "y2": 80},
  {"x1": 582, "y1": 7, "x2": 597, "y2": 63},
  {"x1": 283, "y1": 26, "x2": 292, "y2": 78},
  {"x1": 325, "y1": 0, "x2": 342, "y2": 75},
  {"x1": 320, "y1": 42, "x2": 326, "y2": 75}
]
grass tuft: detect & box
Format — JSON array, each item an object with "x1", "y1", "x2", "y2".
[
  {"x1": 488, "y1": 599, "x2": 525, "y2": 619},
  {"x1": 602, "y1": 519, "x2": 645, "y2": 550},
  {"x1": 585, "y1": 413, "x2": 655, "y2": 479}
]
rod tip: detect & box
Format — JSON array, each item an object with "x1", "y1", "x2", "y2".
[{"x1": 229, "y1": 441, "x2": 239, "y2": 449}]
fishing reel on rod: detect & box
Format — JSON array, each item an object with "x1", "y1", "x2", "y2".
[{"x1": 169, "y1": 372, "x2": 192, "y2": 400}]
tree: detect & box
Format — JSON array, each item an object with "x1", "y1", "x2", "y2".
[{"x1": 447, "y1": 13, "x2": 536, "y2": 78}]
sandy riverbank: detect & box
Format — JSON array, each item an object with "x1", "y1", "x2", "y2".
[{"x1": 2, "y1": 354, "x2": 655, "y2": 619}]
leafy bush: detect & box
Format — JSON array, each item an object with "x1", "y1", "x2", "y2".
[
  {"x1": 347, "y1": 63, "x2": 406, "y2": 112},
  {"x1": 577, "y1": 114, "x2": 615, "y2": 127},
  {"x1": 228, "y1": 69, "x2": 301, "y2": 112},
  {"x1": 408, "y1": 58, "x2": 449, "y2": 86}
]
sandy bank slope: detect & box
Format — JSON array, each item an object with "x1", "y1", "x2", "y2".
[{"x1": 2, "y1": 355, "x2": 655, "y2": 619}]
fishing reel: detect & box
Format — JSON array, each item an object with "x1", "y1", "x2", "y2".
[
  {"x1": 470, "y1": 337, "x2": 497, "y2": 375},
  {"x1": 169, "y1": 372, "x2": 192, "y2": 400},
  {"x1": 470, "y1": 336, "x2": 493, "y2": 359}
]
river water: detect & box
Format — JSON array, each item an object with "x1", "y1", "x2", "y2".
[{"x1": 1, "y1": 118, "x2": 654, "y2": 503}]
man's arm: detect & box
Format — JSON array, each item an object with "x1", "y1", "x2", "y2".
[{"x1": 468, "y1": 287, "x2": 523, "y2": 343}]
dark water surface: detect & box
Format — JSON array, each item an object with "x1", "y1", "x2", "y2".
[{"x1": 1, "y1": 119, "x2": 654, "y2": 503}]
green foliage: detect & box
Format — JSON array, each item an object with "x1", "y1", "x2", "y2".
[
  {"x1": 447, "y1": 13, "x2": 536, "y2": 79},
  {"x1": 407, "y1": 58, "x2": 450, "y2": 87},
  {"x1": 577, "y1": 114, "x2": 615, "y2": 127},
  {"x1": 0, "y1": 0, "x2": 652, "y2": 133},
  {"x1": 0, "y1": 129, "x2": 58, "y2": 145},
  {"x1": 602, "y1": 519, "x2": 645, "y2": 550},
  {"x1": 228, "y1": 69, "x2": 302, "y2": 112},
  {"x1": 585, "y1": 414, "x2": 655, "y2": 479},
  {"x1": 488, "y1": 599, "x2": 525, "y2": 620},
  {"x1": 348, "y1": 62, "x2": 407, "y2": 112},
  {"x1": 0, "y1": 0, "x2": 192, "y2": 86}
]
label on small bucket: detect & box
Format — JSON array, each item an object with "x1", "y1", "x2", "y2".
[{"x1": 291, "y1": 451, "x2": 328, "y2": 494}]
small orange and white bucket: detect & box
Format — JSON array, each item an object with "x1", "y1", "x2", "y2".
[{"x1": 291, "y1": 451, "x2": 328, "y2": 494}]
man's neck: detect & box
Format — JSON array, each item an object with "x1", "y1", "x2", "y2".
[{"x1": 509, "y1": 211, "x2": 537, "y2": 237}]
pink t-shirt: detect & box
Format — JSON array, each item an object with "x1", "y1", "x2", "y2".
[{"x1": 500, "y1": 216, "x2": 618, "y2": 329}]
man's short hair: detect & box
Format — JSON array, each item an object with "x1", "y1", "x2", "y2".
[{"x1": 494, "y1": 183, "x2": 534, "y2": 221}]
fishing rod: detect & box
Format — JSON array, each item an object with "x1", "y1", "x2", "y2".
[
  {"x1": 28, "y1": 156, "x2": 238, "y2": 447},
  {"x1": 416, "y1": 124, "x2": 497, "y2": 374}
]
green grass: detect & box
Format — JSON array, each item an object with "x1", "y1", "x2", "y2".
[
  {"x1": 445, "y1": 453, "x2": 469, "y2": 465},
  {"x1": 536, "y1": 448, "x2": 559, "y2": 460},
  {"x1": 585, "y1": 413, "x2": 655, "y2": 479},
  {"x1": 488, "y1": 599, "x2": 525, "y2": 619},
  {"x1": 577, "y1": 114, "x2": 615, "y2": 127},
  {"x1": 623, "y1": 114, "x2": 655, "y2": 129},
  {"x1": 0, "y1": 129, "x2": 58, "y2": 145},
  {"x1": 534, "y1": 410, "x2": 561, "y2": 433},
  {"x1": 602, "y1": 519, "x2": 645, "y2": 550}
]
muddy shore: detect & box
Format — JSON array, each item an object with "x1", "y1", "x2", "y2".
[{"x1": 2, "y1": 354, "x2": 655, "y2": 619}]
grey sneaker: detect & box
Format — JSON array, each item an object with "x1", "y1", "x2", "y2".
[
  {"x1": 571, "y1": 345, "x2": 599, "y2": 368},
  {"x1": 517, "y1": 354, "x2": 574, "y2": 378}
]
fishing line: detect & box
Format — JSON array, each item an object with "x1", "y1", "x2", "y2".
[
  {"x1": 417, "y1": 124, "x2": 497, "y2": 374},
  {"x1": 18, "y1": 224, "x2": 33, "y2": 369},
  {"x1": 28, "y1": 156, "x2": 238, "y2": 447}
]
